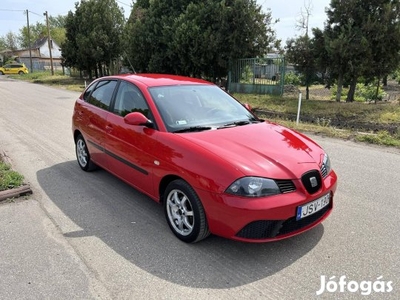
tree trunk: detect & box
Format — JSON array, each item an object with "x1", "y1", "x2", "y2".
[
  {"x1": 375, "y1": 78, "x2": 381, "y2": 104},
  {"x1": 306, "y1": 84, "x2": 310, "y2": 100},
  {"x1": 336, "y1": 74, "x2": 343, "y2": 102},
  {"x1": 383, "y1": 75, "x2": 388, "y2": 87},
  {"x1": 346, "y1": 77, "x2": 357, "y2": 102}
]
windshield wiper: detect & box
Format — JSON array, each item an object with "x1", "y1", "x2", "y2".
[
  {"x1": 218, "y1": 120, "x2": 251, "y2": 129},
  {"x1": 173, "y1": 126, "x2": 212, "y2": 133}
]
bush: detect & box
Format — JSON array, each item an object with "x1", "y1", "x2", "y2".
[
  {"x1": 330, "y1": 82, "x2": 387, "y2": 102},
  {"x1": 355, "y1": 83, "x2": 386, "y2": 102},
  {"x1": 285, "y1": 72, "x2": 302, "y2": 85}
]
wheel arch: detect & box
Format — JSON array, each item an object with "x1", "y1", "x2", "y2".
[
  {"x1": 73, "y1": 129, "x2": 83, "y2": 142},
  {"x1": 158, "y1": 175, "x2": 183, "y2": 204}
]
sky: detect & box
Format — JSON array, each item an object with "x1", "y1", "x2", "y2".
[{"x1": 0, "y1": 0, "x2": 331, "y2": 42}]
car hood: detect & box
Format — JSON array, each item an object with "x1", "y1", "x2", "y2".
[{"x1": 179, "y1": 122, "x2": 324, "y2": 179}]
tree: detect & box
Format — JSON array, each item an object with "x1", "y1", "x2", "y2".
[
  {"x1": 324, "y1": 0, "x2": 400, "y2": 102},
  {"x1": 296, "y1": 0, "x2": 313, "y2": 38},
  {"x1": 19, "y1": 15, "x2": 67, "y2": 49},
  {"x1": 124, "y1": 0, "x2": 277, "y2": 80},
  {"x1": 285, "y1": 1, "x2": 316, "y2": 100},
  {"x1": 285, "y1": 35, "x2": 316, "y2": 100},
  {"x1": 62, "y1": 0, "x2": 125, "y2": 78},
  {"x1": 2, "y1": 32, "x2": 19, "y2": 51},
  {"x1": 362, "y1": 1, "x2": 400, "y2": 101}
]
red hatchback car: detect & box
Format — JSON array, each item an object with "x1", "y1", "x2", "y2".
[{"x1": 72, "y1": 74, "x2": 337, "y2": 243}]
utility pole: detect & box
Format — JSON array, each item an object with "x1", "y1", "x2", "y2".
[
  {"x1": 43, "y1": 11, "x2": 54, "y2": 75},
  {"x1": 26, "y1": 10, "x2": 33, "y2": 73}
]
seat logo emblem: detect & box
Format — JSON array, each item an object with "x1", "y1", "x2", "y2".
[{"x1": 310, "y1": 177, "x2": 318, "y2": 188}]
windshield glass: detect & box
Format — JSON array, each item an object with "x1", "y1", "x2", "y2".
[{"x1": 149, "y1": 85, "x2": 259, "y2": 132}]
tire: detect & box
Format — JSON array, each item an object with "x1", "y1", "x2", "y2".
[
  {"x1": 0, "y1": 71, "x2": 4, "y2": 75},
  {"x1": 75, "y1": 134, "x2": 97, "y2": 171},
  {"x1": 164, "y1": 179, "x2": 210, "y2": 243},
  {"x1": 18, "y1": 71, "x2": 24, "y2": 75}
]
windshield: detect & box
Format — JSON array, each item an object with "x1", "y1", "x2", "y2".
[{"x1": 149, "y1": 85, "x2": 259, "y2": 132}]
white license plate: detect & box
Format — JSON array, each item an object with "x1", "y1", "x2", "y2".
[{"x1": 296, "y1": 193, "x2": 331, "y2": 220}]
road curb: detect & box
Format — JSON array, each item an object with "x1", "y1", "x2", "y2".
[{"x1": 0, "y1": 184, "x2": 32, "y2": 202}]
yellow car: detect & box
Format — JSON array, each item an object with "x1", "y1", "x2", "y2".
[{"x1": 0, "y1": 63, "x2": 29, "y2": 75}]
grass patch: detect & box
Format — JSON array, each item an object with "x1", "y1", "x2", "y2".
[
  {"x1": 0, "y1": 156, "x2": 24, "y2": 191},
  {"x1": 355, "y1": 131, "x2": 400, "y2": 147},
  {"x1": 10, "y1": 71, "x2": 88, "y2": 92},
  {"x1": 233, "y1": 92, "x2": 399, "y2": 122},
  {"x1": 235, "y1": 93, "x2": 400, "y2": 148}
]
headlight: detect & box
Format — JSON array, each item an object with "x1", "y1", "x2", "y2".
[
  {"x1": 226, "y1": 177, "x2": 281, "y2": 197},
  {"x1": 322, "y1": 153, "x2": 332, "y2": 176}
]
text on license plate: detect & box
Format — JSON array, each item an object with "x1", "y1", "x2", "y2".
[{"x1": 296, "y1": 193, "x2": 331, "y2": 221}]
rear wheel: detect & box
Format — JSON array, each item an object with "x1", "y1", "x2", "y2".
[
  {"x1": 0, "y1": 71, "x2": 4, "y2": 75},
  {"x1": 164, "y1": 179, "x2": 210, "y2": 243},
  {"x1": 75, "y1": 134, "x2": 97, "y2": 171}
]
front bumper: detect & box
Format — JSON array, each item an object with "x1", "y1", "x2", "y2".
[{"x1": 197, "y1": 171, "x2": 337, "y2": 242}]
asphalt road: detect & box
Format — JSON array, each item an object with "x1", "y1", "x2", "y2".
[{"x1": 0, "y1": 76, "x2": 399, "y2": 299}]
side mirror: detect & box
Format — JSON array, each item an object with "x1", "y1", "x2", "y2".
[
  {"x1": 243, "y1": 103, "x2": 252, "y2": 111},
  {"x1": 124, "y1": 112, "x2": 154, "y2": 128}
]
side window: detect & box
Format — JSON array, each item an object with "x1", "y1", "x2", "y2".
[
  {"x1": 113, "y1": 81, "x2": 150, "y2": 117},
  {"x1": 82, "y1": 82, "x2": 97, "y2": 101},
  {"x1": 87, "y1": 80, "x2": 117, "y2": 110}
]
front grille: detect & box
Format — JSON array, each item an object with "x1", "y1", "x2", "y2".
[
  {"x1": 276, "y1": 179, "x2": 296, "y2": 193},
  {"x1": 236, "y1": 203, "x2": 331, "y2": 240},
  {"x1": 301, "y1": 170, "x2": 322, "y2": 195},
  {"x1": 236, "y1": 220, "x2": 285, "y2": 239},
  {"x1": 278, "y1": 204, "x2": 331, "y2": 235}
]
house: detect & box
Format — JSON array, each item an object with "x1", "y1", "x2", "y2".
[{"x1": 9, "y1": 37, "x2": 63, "y2": 72}]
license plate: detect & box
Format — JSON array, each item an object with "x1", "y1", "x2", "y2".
[{"x1": 296, "y1": 193, "x2": 331, "y2": 220}]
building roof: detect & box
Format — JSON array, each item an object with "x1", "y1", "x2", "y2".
[{"x1": 31, "y1": 36, "x2": 49, "y2": 49}]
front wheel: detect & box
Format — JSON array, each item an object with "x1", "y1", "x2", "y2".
[
  {"x1": 164, "y1": 179, "x2": 210, "y2": 243},
  {"x1": 0, "y1": 71, "x2": 4, "y2": 75},
  {"x1": 18, "y1": 71, "x2": 24, "y2": 75},
  {"x1": 75, "y1": 134, "x2": 97, "y2": 171}
]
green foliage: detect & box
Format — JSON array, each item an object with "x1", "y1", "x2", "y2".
[
  {"x1": 355, "y1": 83, "x2": 387, "y2": 102},
  {"x1": 356, "y1": 131, "x2": 400, "y2": 147},
  {"x1": 324, "y1": 0, "x2": 400, "y2": 102},
  {"x1": 241, "y1": 65, "x2": 255, "y2": 83},
  {"x1": 62, "y1": 0, "x2": 125, "y2": 78},
  {"x1": 285, "y1": 36, "x2": 316, "y2": 86},
  {"x1": 330, "y1": 82, "x2": 387, "y2": 102},
  {"x1": 124, "y1": 0, "x2": 277, "y2": 79},
  {"x1": 0, "y1": 161, "x2": 24, "y2": 191},
  {"x1": 18, "y1": 15, "x2": 67, "y2": 49},
  {"x1": 285, "y1": 72, "x2": 302, "y2": 85}
]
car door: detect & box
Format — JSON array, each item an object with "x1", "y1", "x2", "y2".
[
  {"x1": 77, "y1": 79, "x2": 118, "y2": 168},
  {"x1": 9, "y1": 64, "x2": 20, "y2": 74},
  {"x1": 3, "y1": 64, "x2": 11, "y2": 74},
  {"x1": 105, "y1": 80, "x2": 158, "y2": 196}
]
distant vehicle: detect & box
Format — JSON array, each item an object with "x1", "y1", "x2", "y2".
[
  {"x1": 0, "y1": 63, "x2": 29, "y2": 75},
  {"x1": 72, "y1": 73, "x2": 338, "y2": 243}
]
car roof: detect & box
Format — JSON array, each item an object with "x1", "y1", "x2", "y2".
[{"x1": 106, "y1": 73, "x2": 213, "y2": 87}]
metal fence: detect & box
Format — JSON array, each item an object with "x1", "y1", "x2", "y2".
[{"x1": 228, "y1": 57, "x2": 285, "y2": 95}]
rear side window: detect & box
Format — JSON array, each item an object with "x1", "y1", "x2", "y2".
[
  {"x1": 87, "y1": 80, "x2": 117, "y2": 110},
  {"x1": 82, "y1": 82, "x2": 97, "y2": 101}
]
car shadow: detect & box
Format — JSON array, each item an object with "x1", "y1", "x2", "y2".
[{"x1": 36, "y1": 161, "x2": 324, "y2": 289}]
